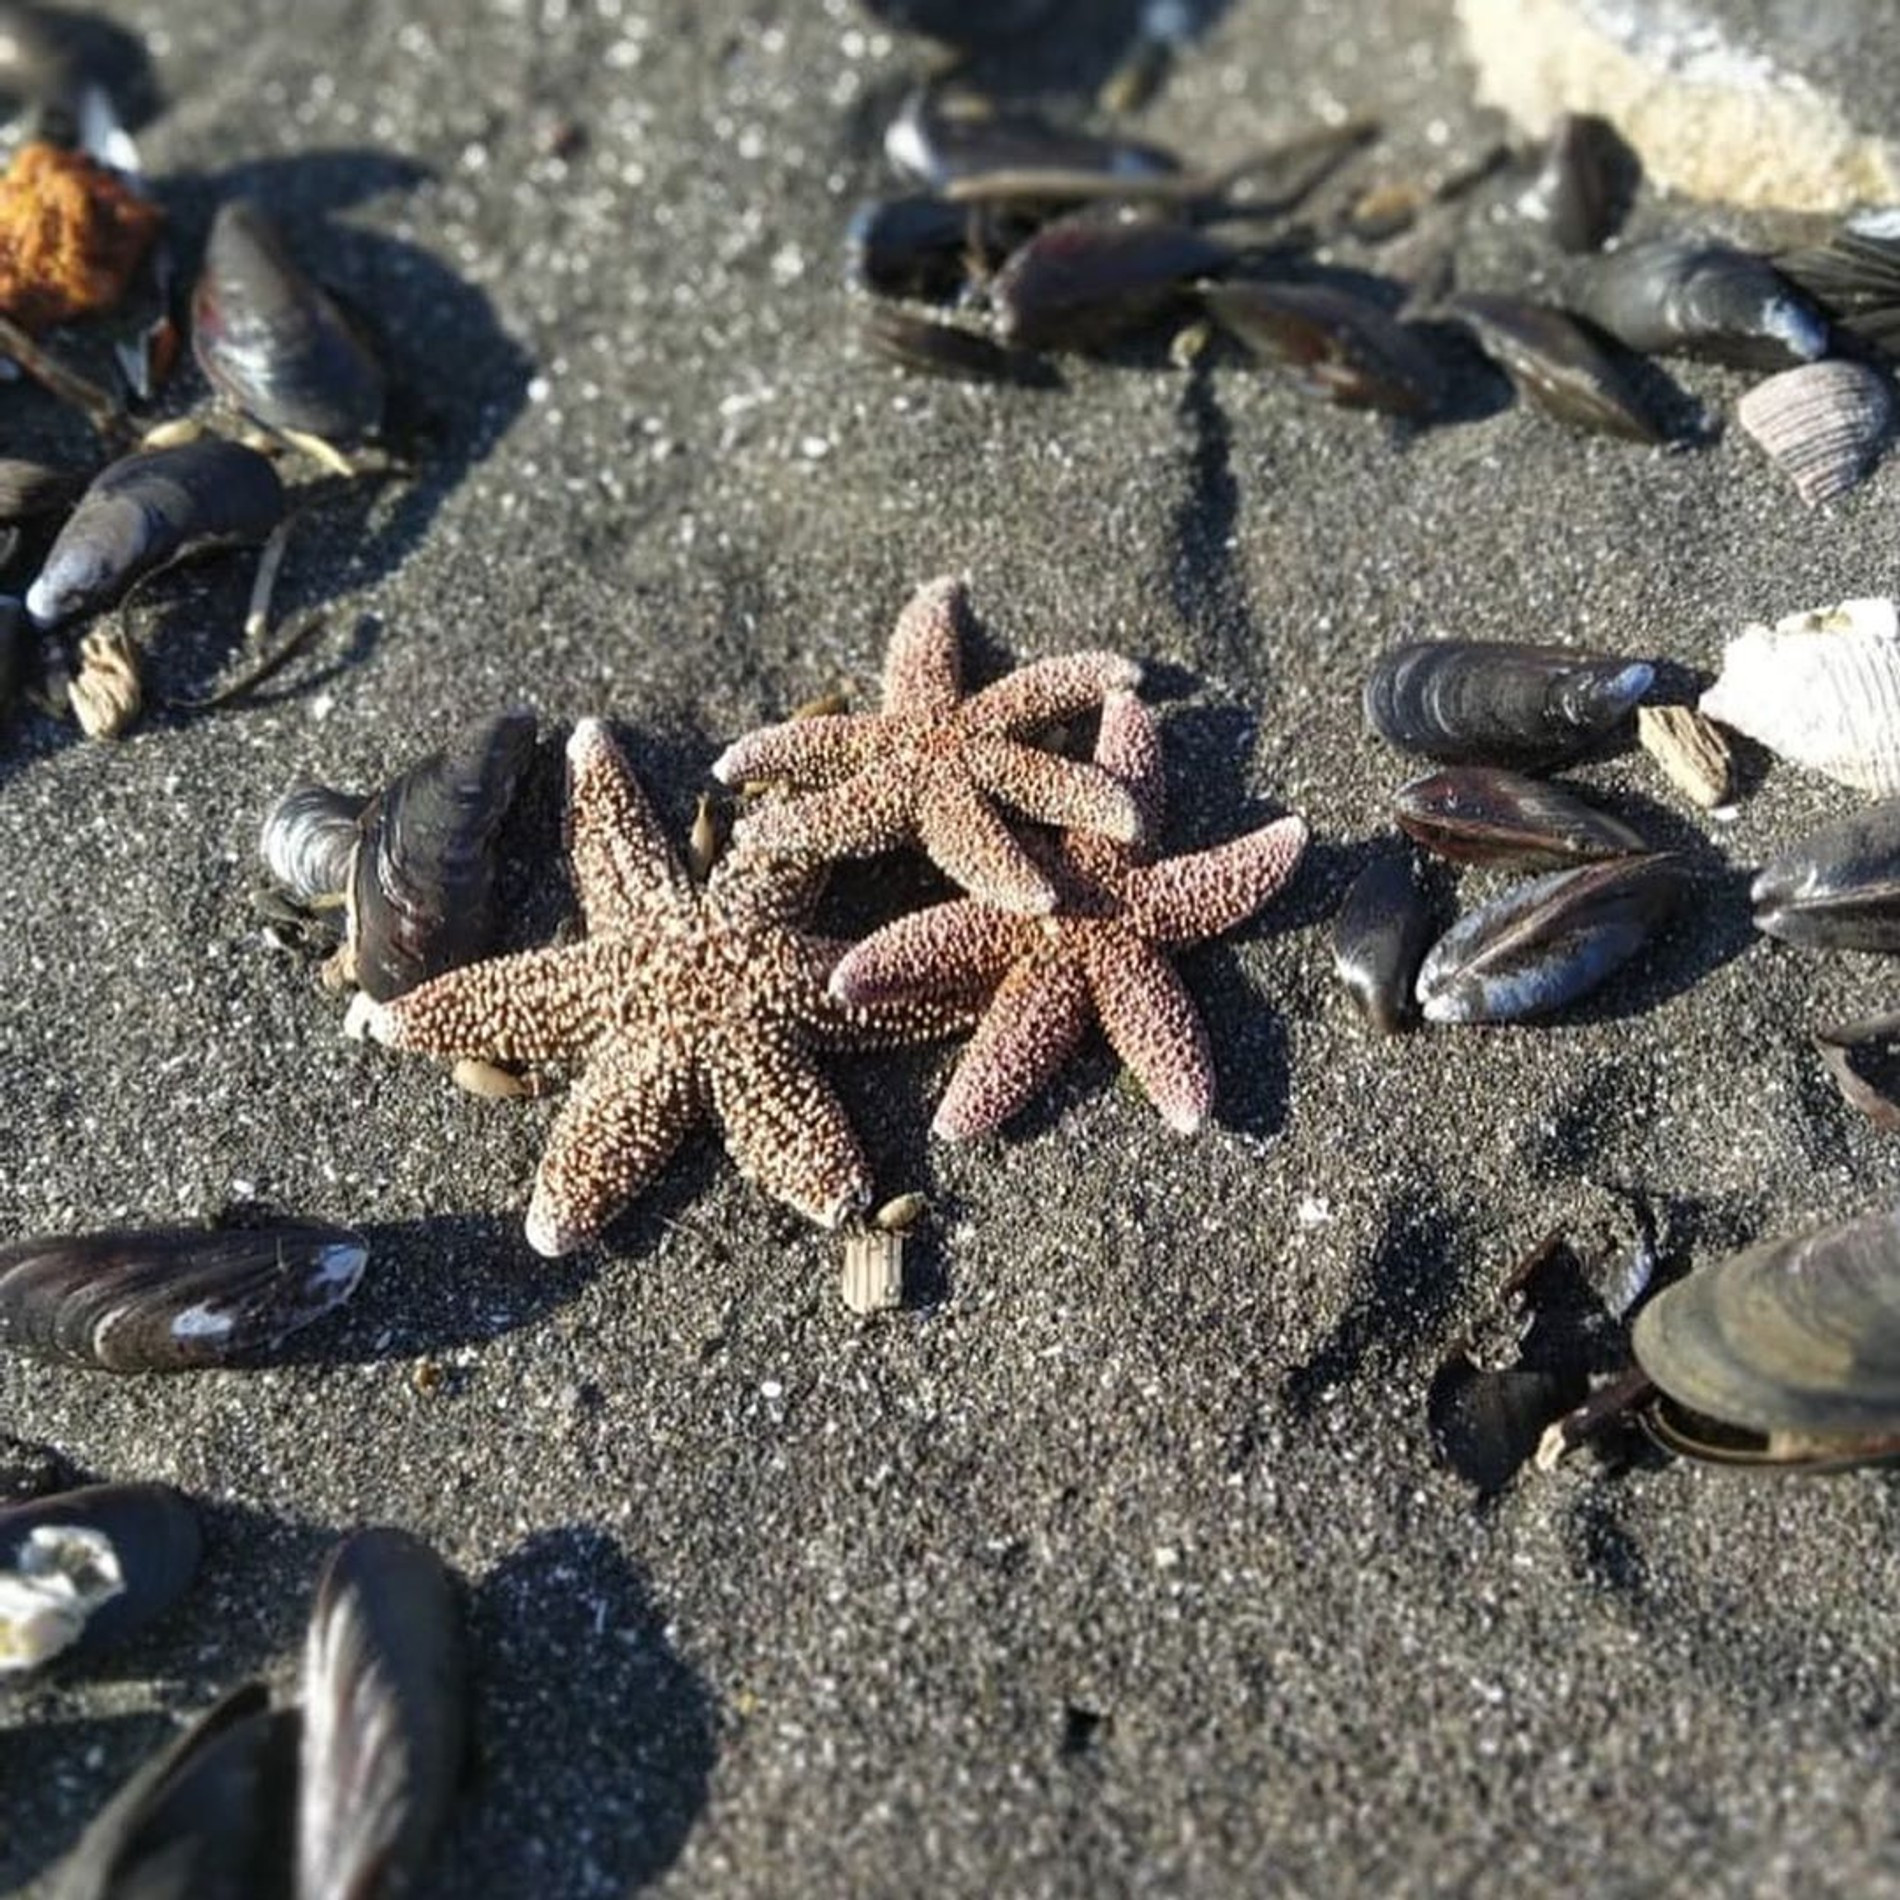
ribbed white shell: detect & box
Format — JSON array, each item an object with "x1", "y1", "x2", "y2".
[
  {"x1": 1700, "y1": 598, "x2": 1900, "y2": 793},
  {"x1": 1736, "y1": 361, "x2": 1894, "y2": 507}
]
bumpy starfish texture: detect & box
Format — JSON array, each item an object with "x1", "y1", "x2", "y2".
[
  {"x1": 360, "y1": 719, "x2": 969, "y2": 1257},
  {"x1": 829, "y1": 691, "x2": 1307, "y2": 1139},
  {"x1": 712, "y1": 574, "x2": 1145, "y2": 915}
]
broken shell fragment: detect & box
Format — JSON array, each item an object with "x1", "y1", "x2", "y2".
[
  {"x1": 1632, "y1": 1206, "x2": 1900, "y2": 1469},
  {"x1": 1202, "y1": 280, "x2": 1444, "y2": 417},
  {"x1": 1636, "y1": 704, "x2": 1734, "y2": 810},
  {"x1": 260, "y1": 782, "x2": 369, "y2": 907},
  {"x1": 1444, "y1": 292, "x2": 1667, "y2": 443},
  {"x1": 1751, "y1": 797, "x2": 1900, "y2": 951},
  {"x1": 0, "y1": 1482, "x2": 200, "y2": 1673},
  {"x1": 1814, "y1": 1012, "x2": 1900, "y2": 1131},
  {"x1": 1700, "y1": 597, "x2": 1900, "y2": 796},
  {"x1": 1776, "y1": 209, "x2": 1900, "y2": 356},
  {"x1": 297, "y1": 1528, "x2": 467, "y2": 1900},
  {"x1": 345, "y1": 707, "x2": 537, "y2": 1002},
  {"x1": 0, "y1": 1222, "x2": 368, "y2": 1371},
  {"x1": 51, "y1": 1681, "x2": 300, "y2": 1899},
  {"x1": 1416, "y1": 853, "x2": 1684, "y2": 1023},
  {"x1": 1364, "y1": 640, "x2": 1653, "y2": 769},
  {"x1": 66, "y1": 620, "x2": 139, "y2": 739},
  {"x1": 842, "y1": 1231, "x2": 905, "y2": 1313},
  {"x1": 1393, "y1": 765, "x2": 1646, "y2": 870},
  {"x1": 1330, "y1": 842, "x2": 1436, "y2": 1034},
  {"x1": 1568, "y1": 237, "x2": 1829, "y2": 369},
  {"x1": 1735, "y1": 359, "x2": 1893, "y2": 507}
]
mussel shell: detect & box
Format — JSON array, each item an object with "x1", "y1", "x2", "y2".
[
  {"x1": 1201, "y1": 280, "x2": 1444, "y2": 417},
  {"x1": 1330, "y1": 843, "x2": 1436, "y2": 1034},
  {"x1": 0, "y1": 1222, "x2": 368, "y2": 1371},
  {"x1": 0, "y1": 595, "x2": 27, "y2": 720},
  {"x1": 259, "y1": 782, "x2": 368, "y2": 906},
  {"x1": 1522, "y1": 112, "x2": 1634, "y2": 255},
  {"x1": 0, "y1": 1482, "x2": 200, "y2": 1673},
  {"x1": 863, "y1": 306, "x2": 1049, "y2": 385},
  {"x1": 298, "y1": 1528, "x2": 467, "y2": 1900},
  {"x1": 1567, "y1": 237, "x2": 1828, "y2": 370},
  {"x1": 1364, "y1": 640, "x2": 1654, "y2": 769},
  {"x1": 1735, "y1": 359, "x2": 1893, "y2": 508},
  {"x1": 1393, "y1": 766, "x2": 1646, "y2": 869},
  {"x1": 1751, "y1": 796, "x2": 1900, "y2": 951},
  {"x1": 348, "y1": 707, "x2": 537, "y2": 1002},
  {"x1": 885, "y1": 86, "x2": 1177, "y2": 193},
  {"x1": 1416, "y1": 853, "x2": 1684, "y2": 1023},
  {"x1": 1813, "y1": 1010, "x2": 1900, "y2": 1131},
  {"x1": 1445, "y1": 292, "x2": 1667, "y2": 443},
  {"x1": 192, "y1": 199, "x2": 386, "y2": 445},
  {"x1": 54, "y1": 1681, "x2": 300, "y2": 1900},
  {"x1": 846, "y1": 194, "x2": 1024, "y2": 302},
  {"x1": 25, "y1": 440, "x2": 286, "y2": 630},
  {"x1": 0, "y1": 454, "x2": 87, "y2": 520},
  {"x1": 1632, "y1": 1207, "x2": 1900, "y2": 1456},
  {"x1": 1775, "y1": 208, "x2": 1900, "y2": 355},
  {"x1": 990, "y1": 215, "x2": 1229, "y2": 352}
]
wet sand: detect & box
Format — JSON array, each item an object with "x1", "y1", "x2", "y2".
[{"x1": 4, "y1": 2, "x2": 1900, "y2": 1894}]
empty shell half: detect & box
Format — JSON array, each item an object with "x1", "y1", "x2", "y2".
[{"x1": 1735, "y1": 359, "x2": 1893, "y2": 507}]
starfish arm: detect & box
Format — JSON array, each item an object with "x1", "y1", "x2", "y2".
[
  {"x1": 933, "y1": 958, "x2": 1092, "y2": 1140},
  {"x1": 1092, "y1": 688, "x2": 1167, "y2": 837},
  {"x1": 524, "y1": 1040, "x2": 699, "y2": 1257},
  {"x1": 881, "y1": 574, "x2": 969, "y2": 716},
  {"x1": 793, "y1": 932, "x2": 980, "y2": 1049},
  {"x1": 710, "y1": 715, "x2": 882, "y2": 790},
  {"x1": 962, "y1": 650, "x2": 1142, "y2": 734},
  {"x1": 1089, "y1": 934, "x2": 1214, "y2": 1135},
  {"x1": 709, "y1": 1033, "x2": 872, "y2": 1228},
  {"x1": 729, "y1": 767, "x2": 914, "y2": 864},
  {"x1": 360, "y1": 941, "x2": 607, "y2": 1065},
  {"x1": 962, "y1": 736, "x2": 1142, "y2": 843},
  {"x1": 917, "y1": 775, "x2": 1057, "y2": 914},
  {"x1": 827, "y1": 902, "x2": 1027, "y2": 1007},
  {"x1": 565, "y1": 719, "x2": 692, "y2": 934},
  {"x1": 1121, "y1": 816, "x2": 1309, "y2": 945}
]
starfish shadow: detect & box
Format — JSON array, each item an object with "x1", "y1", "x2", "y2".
[{"x1": 434, "y1": 1527, "x2": 717, "y2": 1899}]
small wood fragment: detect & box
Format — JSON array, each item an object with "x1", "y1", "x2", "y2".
[
  {"x1": 841, "y1": 1230, "x2": 904, "y2": 1314},
  {"x1": 1637, "y1": 703, "x2": 1734, "y2": 809}
]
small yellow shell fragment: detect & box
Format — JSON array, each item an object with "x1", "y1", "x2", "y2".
[
  {"x1": 873, "y1": 1191, "x2": 927, "y2": 1233},
  {"x1": 1637, "y1": 703, "x2": 1734, "y2": 809},
  {"x1": 841, "y1": 1230, "x2": 904, "y2": 1314},
  {"x1": 68, "y1": 624, "x2": 141, "y2": 740}
]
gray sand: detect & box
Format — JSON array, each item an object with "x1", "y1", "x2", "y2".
[{"x1": 5, "y1": 2, "x2": 1900, "y2": 1895}]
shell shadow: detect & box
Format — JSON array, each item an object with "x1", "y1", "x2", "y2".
[
  {"x1": 432, "y1": 1527, "x2": 716, "y2": 1900},
  {"x1": 1282, "y1": 1185, "x2": 1469, "y2": 1416}
]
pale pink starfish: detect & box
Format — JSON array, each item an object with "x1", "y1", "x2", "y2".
[
  {"x1": 712, "y1": 574, "x2": 1143, "y2": 915},
  {"x1": 359, "y1": 720, "x2": 969, "y2": 1255},
  {"x1": 829, "y1": 691, "x2": 1307, "y2": 1138}
]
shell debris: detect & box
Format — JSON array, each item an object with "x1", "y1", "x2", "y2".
[
  {"x1": 1736, "y1": 359, "x2": 1893, "y2": 507},
  {"x1": 842, "y1": 1231, "x2": 905, "y2": 1314}
]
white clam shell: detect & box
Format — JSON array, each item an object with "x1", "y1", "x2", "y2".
[
  {"x1": 1700, "y1": 597, "x2": 1900, "y2": 793},
  {"x1": 1735, "y1": 360, "x2": 1894, "y2": 506}
]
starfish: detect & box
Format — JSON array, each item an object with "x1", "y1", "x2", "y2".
[
  {"x1": 712, "y1": 574, "x2": 1144, "y2": 915},
  {"x1": 828, "y1": 691, "x2": 1307, "y2": 1138},
  {"x1": 358, "y1": 719, "x2": 970, "y2": 1256}
]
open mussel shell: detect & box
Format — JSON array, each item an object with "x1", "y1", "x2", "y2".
[
  {"x1": 1331, "y1": 842, "x2": 1437, "y2": 1034},
  {"x1": 298, "y1": 1528, "x2": 467, "y2": 1900},
  {"x1": 0, "y1": 1222, "x2": 368, "y2": 1372},
  {"x1": 1444, "y1": 293, "x2": 1667, "y2": 443},
  {"x1": 53, "y1": 1681, "x2": 300, "y2": 1900},
  {"x1": 0, "y1": 1483, "x2": 200, "y2": 1675},
  {"x1": 1701, "y1": 596, "x2": 1900, "y2": 796},
  {"x1": 1201, "y1": 280, "x2": 1444, "y2": 417},
  {"x1": 1633, "y1": 1207, "x2": 1900, "y2": 1469},
  {"x1": 1568, "y1": 237, "x2": 1828, "y2": 369},
  {"x1": 24, "y1": 440, "x2": 286, "y2": 631},
  {"x1": 1751, "y1": 796, "x2": 1900, "y2": 951},
  {"x1": 989, "y1": 214, "x2": 1229, "y2": 352},
  {"x1": 1393, "y1": 766, "x2": 1646, "y2": 870},
  {"x1": 1814, "y1": 1011, "x2": 1900, "y2": 1130},
  {"x1": 1776, "y1": 208, "x2": 1900, "y2": 355},
  {"x1": 885, "y1": 86, "x2": 1177, "y2": 193},
  {"x1": 1735, "y1": 359, "x2": 1893, "y2": 507},
  {"x1": 347, "y1": 707, "x2": 537, "y2": 1002},
  {"x1": 260, "y1": 782, "x2": 368, "y2": 907},
  {"x1": 192, "y1": 198, "x2": 386, "y2": 447},
  {"x1": 1364, "y1": 640, "x2": 1653, "y2": 769},
  {"x1": 1416, "y1": 853, "x2": 1684, "y2": 1024}
]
